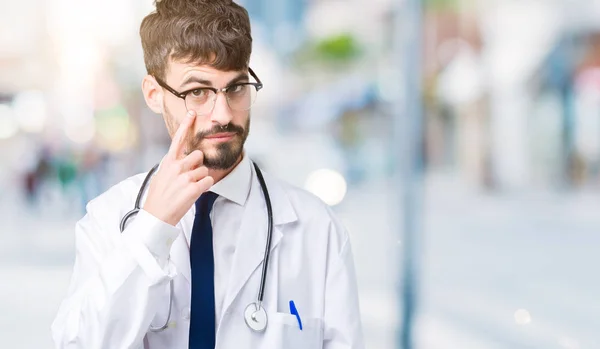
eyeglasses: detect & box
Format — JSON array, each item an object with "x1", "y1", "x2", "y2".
[{"x1": 155, "y1": 68, "x2": 263, "y2": 116}]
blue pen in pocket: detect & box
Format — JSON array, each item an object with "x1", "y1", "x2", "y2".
[{"x1": 289, "y1": 300, "x2": 303, "y2": 330}]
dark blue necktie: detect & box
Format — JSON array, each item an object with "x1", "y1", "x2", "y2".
[{"x1": 189, "y1": 191, "x2": 219, "y2": 349}]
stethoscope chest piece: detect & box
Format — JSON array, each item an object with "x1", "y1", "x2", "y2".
[{"x1": 244, "y1": 302, "x2": 268, "y2": 332}]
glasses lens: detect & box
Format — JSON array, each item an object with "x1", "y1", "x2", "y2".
[
  {"x1": 226, "y1": 84, "x2": 258, "y2": 111},
  {"x1": 185, "y1": 89, "x2": 216, "y2": 115}
]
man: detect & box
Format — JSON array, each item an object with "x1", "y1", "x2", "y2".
[{"x1": 51, "y1": 0, "x2": 364, "y2": 348}]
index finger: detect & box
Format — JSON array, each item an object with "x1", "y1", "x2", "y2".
[{"x1": 168, "y1": 110, "x2": 196, "y2": 159}]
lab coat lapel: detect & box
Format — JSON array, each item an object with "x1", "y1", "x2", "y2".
[
  {"x1": 222, "y1": 174, "x2": 282, "y2": 313},
  {"x1": 221, "y1": 167, "x2": 301, "y2": 314}
]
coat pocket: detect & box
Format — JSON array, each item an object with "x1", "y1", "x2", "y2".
[{"x1": 271, "y1": 312, "x2": 324, "y2": 349}]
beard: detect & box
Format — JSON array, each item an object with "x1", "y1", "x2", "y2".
[
  {"x1": 188, "y1": 117, "x2": 250, "y2": 170},
  {"x1": 164, "y1": 106, "x2": 250, "y2": 170}
]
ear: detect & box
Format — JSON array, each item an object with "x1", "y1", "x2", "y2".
[{"x1": 142, "y1": 75, "x2": 163, "y2": 114}]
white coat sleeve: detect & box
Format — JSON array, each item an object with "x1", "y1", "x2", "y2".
[
  {"x1": 323, "y1": 222, "x2": 365, "y2": 349},
  {"x1": 51, "y1": 202, "x2": 180, "y2": 349}
]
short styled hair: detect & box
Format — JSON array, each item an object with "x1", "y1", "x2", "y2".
[{"x1": 140, "y1": 0, "x2": 252, "y2": 80}]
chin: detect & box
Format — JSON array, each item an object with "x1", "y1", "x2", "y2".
[{"x1": 203, "y1": 145, "x2": 244, "y2": 170}]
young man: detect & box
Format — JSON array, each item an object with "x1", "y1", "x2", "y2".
[{"x1": 51, "y1": 1, "x2": 364, "y2": 348}]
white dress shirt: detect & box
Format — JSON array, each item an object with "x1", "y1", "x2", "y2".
[{"x1": 185, "y1": 153, "x2": 252, "y2": 326}]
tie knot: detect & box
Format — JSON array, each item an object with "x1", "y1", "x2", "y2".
[{"x1": 195, "y1": 191, "x2": 219, "y2": 217}]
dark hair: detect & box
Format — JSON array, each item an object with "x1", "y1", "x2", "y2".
[{"x1": 140, "y1": 0, "x2": 252, "y2": 80}]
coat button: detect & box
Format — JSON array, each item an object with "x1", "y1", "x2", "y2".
[{"x1": 182, "y1": 307, "x2": 191, "y2": 320}]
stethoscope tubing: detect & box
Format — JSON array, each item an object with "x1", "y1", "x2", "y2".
[
  {"x1": 119, "y1": 161, "x2": 273, "y2": 332},
  {"x1": 252, "y1": 161, "x2": 273, "y2": 305}
]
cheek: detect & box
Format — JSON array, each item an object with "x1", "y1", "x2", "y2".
[
  {"x1": 232, "y1": 110, "x2": 250, "y2": 126},
  {"x1": 164, "y1": 98, "x2": 197, "y2": 132},
  {"x1": 163, "y1": 105, "x2": 180, "y2": 137},
  {"x1": 164, "y1": 95, "x2": 188, "y2": 118},
  {"x1": 163, "y1": 116, "x2": 176, "y2": 137}
]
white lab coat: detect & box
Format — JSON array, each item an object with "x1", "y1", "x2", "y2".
[{"x1": 51, "y1": 163, "x2": 364, "y2": 349}]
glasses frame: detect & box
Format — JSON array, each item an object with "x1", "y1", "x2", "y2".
[{"x1": 154, "y1": 67, "x2": 263, "y2": 114}]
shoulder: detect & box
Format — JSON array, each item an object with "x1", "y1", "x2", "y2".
[
  {"x1": 262, "y1": 171, "x2": 330, "y2": 217},
  {"x1": 72, "y1": 171, "x2": 151, "y2": 249},
  {"x1": 263, "y1": 172, "x2": 350, "y2": 251},
  {"x1": 85, "y1": 171, "x2": 149, "y2": 222}
]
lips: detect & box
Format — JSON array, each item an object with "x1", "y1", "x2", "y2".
[{"x1": 204, "y1": 132, "x2": 236, "y2": 141}]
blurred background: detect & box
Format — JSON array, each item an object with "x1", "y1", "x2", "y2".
[{"x1": 1, "y1": 0, "x2": 599, "y2": 348}]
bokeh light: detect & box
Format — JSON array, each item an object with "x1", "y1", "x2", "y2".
[
  {"x1": 12, "y1": 90, "x2": 47, "y2": 133},
  {"x1": 65, "y1": 119, "x2": 96, "y2": 144},
  {"x1": 304, "y1": 168, "x2": 347, "y2": 206},
  {"x1": 0, "y1": 104, "x2": 18, "y2": 139},
  {"x1": 514, "y1": 309, "x2": 532, "y2": 325}
]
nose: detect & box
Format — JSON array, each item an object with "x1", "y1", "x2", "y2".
[{"x1": 210, "y1": 91, "x2": 234, "y2": 126}]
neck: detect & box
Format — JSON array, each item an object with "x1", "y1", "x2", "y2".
[{"x1": 208, "y1": 154, "x2": 243, "y2": 184}]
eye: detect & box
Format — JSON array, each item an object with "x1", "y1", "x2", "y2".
[
  {"x1": 228, "y1": 84, "x2": 245, "y2": 94},
  {"x1": 190, "y1": 89, "x2": 207, "y2": 97}
]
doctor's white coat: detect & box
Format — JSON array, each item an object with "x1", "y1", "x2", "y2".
[{"x1": 51, "y1": 164, "x2": 364, "y2": 349}]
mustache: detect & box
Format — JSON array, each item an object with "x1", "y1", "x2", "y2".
[{"x1": 193, "y1": 123, "x2": 245, "y2": 140}]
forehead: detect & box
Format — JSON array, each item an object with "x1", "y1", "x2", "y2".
[{"x1": 166, "y1": 59, "x2": 247, "y2": 85}]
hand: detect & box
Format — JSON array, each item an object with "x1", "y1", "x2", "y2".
[{"x1": 143, "y1": 111, "x2": 214, "y2": 226}]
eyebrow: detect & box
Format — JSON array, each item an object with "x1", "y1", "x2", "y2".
[{"x1": 180, "y1": 72, "x2": 249, "y2": 89}]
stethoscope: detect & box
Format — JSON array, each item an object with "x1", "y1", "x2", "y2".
[{"x1": 120, "y1": 161, "x2": 273, "y2": 333}]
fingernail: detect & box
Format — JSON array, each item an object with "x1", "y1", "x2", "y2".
[{"x1": 187, "y1": 110, "x2": 195, "y2": 118}]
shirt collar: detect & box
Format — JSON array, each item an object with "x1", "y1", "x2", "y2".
[{"x1": 209, "y1": 152, "x2": 252, "y2": 206}]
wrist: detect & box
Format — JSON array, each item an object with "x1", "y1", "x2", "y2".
[
  {"x1": 121, "y1": 209, "x2": 181, "y2": 259},
  {"x1": 142, "y1": 203, "x2": 176, "y2": 227}
]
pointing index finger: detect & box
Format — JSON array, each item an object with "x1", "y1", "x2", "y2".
[{"x1": 168, "y1": 111, "x2": 196, "y2": 159}]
